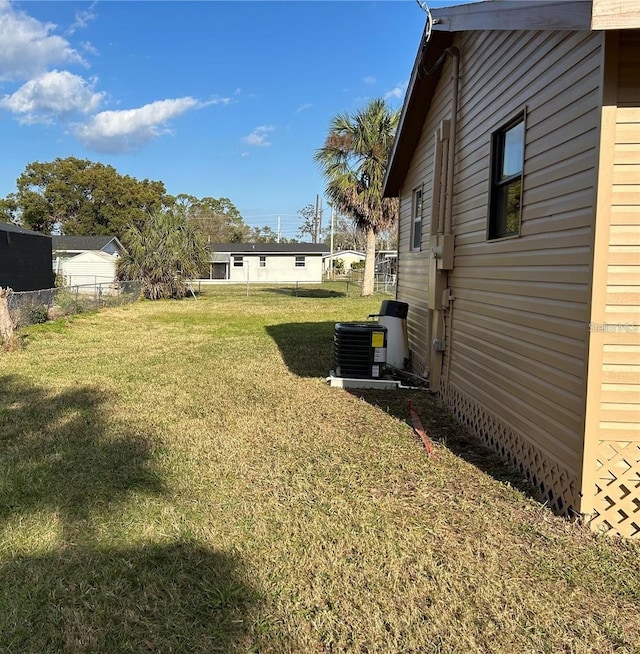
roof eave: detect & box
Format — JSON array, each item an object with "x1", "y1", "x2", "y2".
[
  {"x1": 383, "y1": 30, "x2": 452, "y2": 198},
  {"x1": 430, "y1": 1, "x2": 593, "y2": 33}
]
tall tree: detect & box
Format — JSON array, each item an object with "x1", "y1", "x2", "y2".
[
  {"x1": 117, "y1": 209, "x2": 208, "y2": 300},
  {"x1": 0, "y1": 197, "x2": 18, "y2": 224},
  {"x1": 314, "y1": 98, "x2": 400, "y2": 296},
  {"x1": 174, "y1": 194, "x2": 250, "y2": 243},
  {"x1": 320, "y1": 214, "x2": 366, "y2": 251},
  {"x1": 296, "y1": 203, "x2": 318, "y2": 242},
  {"x1": 6, "y1": 157, "x2": 168, "y2": 236}
]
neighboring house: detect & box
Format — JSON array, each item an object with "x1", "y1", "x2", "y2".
[
  {"x1": 206, "y1": 243, "x2": 328, "y2": 283},
  {"x1": 383, "y1": 1, "x2": 640, "y2": 537},
  {"x1": 323, "y1": 250, "x2": 366, "y2": 275},
  {"x1": 0, "y1": 222, "x2": 54, "y2": 291},
  {"x1": 59, "y1": 251, "x2": 118, "y2": 290},
  {"x1": 52, "y1": 235, "x2": 124, "y2": 268},
  {"x1": 52, "y1": 235, "x2": 124, "y2": 288},
  {"x1": 375, "y1": 250, "x2": 398, "y2": 276}
]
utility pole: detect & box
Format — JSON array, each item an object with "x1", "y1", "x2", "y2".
[
  {"x1": 318, "y1": 197, "x2": 323, "y2": 242},
  {"x1": 314, "y1": 194, "x2": 319, "y2": 243},
  {"x1": 329, "y1": 205, "x2": 335, "y2": 280}
]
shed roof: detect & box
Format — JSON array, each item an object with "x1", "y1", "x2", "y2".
[
  {"x1": 61, "y1": 250, "x2": 117, "y2": 264},
  {"x1": 0, "y1": 222, "x2": 51, "y2": 238},
  {"x1": 322, "y1": 250, "x2": 366, "y2": 259}
]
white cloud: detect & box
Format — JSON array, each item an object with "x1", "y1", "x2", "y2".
[
  {"x1": 73, "y1": 97, "x2": 201, "y2": 153},
  {"x1": 384, "y1": 82, "x2": 407, "y2": 101},
  {"x1": 363, "y1": 76, "x2": 376, "y2": 85},
  {"x1": 0, "y1": 70, "x2": 104, "y2": 124},
  {"x1": 0, "y1": 0, "x2": 85, "y2": 81},
  {"x1": 206, "y1": 96, "x2": 233, "y2": 106},
  {"x1": 80, "y1": 41, "x2": 99, "y2": 57},
  {"x1": 242, "y1": 125, "x2": 275, "y2": 147},
  {"x1": 68, "y1": 2, "x2": 97, "y2": 35},
  {"x1": 296, "y1": 103, "x2": 312, "y2": 114}
]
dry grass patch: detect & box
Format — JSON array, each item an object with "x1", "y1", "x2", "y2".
[{"x1": 1, "y1": 284, "x2": 638, "y2": 653}]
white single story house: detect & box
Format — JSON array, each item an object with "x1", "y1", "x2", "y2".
[
  {"x1": 206, "y1": 243, "x2": 328, "y2": 283},
  {"x1": 323, "y1": 250, "x2": 366, "y2": 274}
]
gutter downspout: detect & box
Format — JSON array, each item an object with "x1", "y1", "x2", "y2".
[
  {"x1": 444, "y1": 46, "x2": 460, "y2": 238},
  {"x1": 443, "y1": 46, "x2": 459, "y2": 390}
]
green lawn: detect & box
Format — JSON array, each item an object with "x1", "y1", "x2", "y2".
[{"x1": 1, "y1": 284, "x2": 639, "y2": 653}]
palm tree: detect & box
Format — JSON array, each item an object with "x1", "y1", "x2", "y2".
[
  {"x1": 314, "y1": 98, "x2": 400, "y2": 296},
  {"x1": 117, "y1": 209, "x2": 208, "y2": 300}
]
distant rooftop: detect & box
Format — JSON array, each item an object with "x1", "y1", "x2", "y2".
[
  {"x1": 209, "y1": 242, "x2": 329, "y2": 254},
  {"x1": 0, "y1": 222, "x2": 51, "y2": 238},
  {"x1": 52, "y1": 235, "x2": 122, "y2": 251}
]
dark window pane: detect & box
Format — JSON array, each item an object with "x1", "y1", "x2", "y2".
[
  {"x1": 496, "y1": 179, "x2": 521, "y2": 237},
  {"x1": 412, "y1": 220, "x2": 421, "y2": 249}
]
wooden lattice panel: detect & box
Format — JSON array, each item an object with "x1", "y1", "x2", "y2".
[
  {"x1": 589, "y1": 441, "x2": 640, "y2": 539},
  {"x1": 443, "y1": 384, "x2": 581, "y2": 517}
]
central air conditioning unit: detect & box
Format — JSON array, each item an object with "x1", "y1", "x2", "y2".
[{"x1": 334, "y1": 322, "x2": 387, "y2": 379}]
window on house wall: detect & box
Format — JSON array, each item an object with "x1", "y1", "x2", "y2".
[
  {"x1": 411, "y1": 187, "x2": 423, "y2": 250},
  {"x1": 259, "y1": 256, "x2": 266, "y2": 267},
  {"x1": 233, "y1": 255, "x2": 244, "y2": 267},
  {"x1": 295, "y1": 256, "x2": 306, "y2": 268},
  {"x1": 489, "y1": 113, "x2": 525, "y2": 240}
]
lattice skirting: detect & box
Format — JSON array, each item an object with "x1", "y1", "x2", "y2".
[
  {"x1": 589, "y1": 440, "x2": 640, "y2": 539},
  {"x1": 442, "y1": 383, "x2": 581, "y2": 518}
]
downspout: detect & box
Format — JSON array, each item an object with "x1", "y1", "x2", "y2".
[
  {"x1": 423, "y1": 43, "x2": 461, "y2": 393},
  {"x1": 443, "y1": 46, "x2": 460, "y2": 390},
  {"x1": 444, "y1": 46, "x2": 460, "y2": 238}
]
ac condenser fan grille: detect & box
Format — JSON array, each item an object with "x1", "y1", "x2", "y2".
[{"x1": 334, "y1": 322, "x2": 387, "y2": 379}]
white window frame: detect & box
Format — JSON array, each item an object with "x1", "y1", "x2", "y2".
[
  {"x1": 295, "y1": 256, "x2": 306, "y2": 268},
  {"x1": 233, "y1": 255, "x2": 244, "y2": 267},
  {"x1": 259, "y1": 255, "x2": 266, "y2": 268}
]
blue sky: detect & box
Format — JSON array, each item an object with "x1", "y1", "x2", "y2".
[{"x1": 0, "y1": 0, "x2": 465, "y2": 239}]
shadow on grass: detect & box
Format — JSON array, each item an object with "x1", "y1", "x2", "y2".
[
  {"x1": 0, "y1": 374, "x2": 164, "y2": 543},
  {"x1": 0, "y1": 540, "x2": 258, "y2": 652},
  {"x1": 0, "y1": 375, "x2": 259, "y2": 650},
  {"x1": 266, "y1": 323, "x2": 535, "y2": 500},
  {"x1": 266, "y1": 321, "x2": 336, "y2": 377},
  {"x1": 261, "y1": 287, "x2": 347, "y2": 298},
  {"x1": 354, "y1": 387, "x2": 537, "y2": 495}
]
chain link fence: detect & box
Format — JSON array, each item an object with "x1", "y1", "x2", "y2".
[
  {"x1": 7, "y1": 281, "x2": 142, "y2": 328},
  {"x1": 345, "y1": 271, "x2": 397, "y2": 295}
]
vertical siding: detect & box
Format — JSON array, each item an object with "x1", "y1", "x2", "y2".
[
  {"x1": 586, "y1": 31, "x2": 640, "y2": 538},
  {"x1": 398, "y1": 29, "x2": 604, "y2": 516}
]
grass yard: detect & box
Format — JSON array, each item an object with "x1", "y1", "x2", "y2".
[{"x1": 1, "y1": 283, "x2": 639, "y2": 653}]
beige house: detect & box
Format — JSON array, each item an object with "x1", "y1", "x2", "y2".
[{"x1": 383, "y1": 0, "x2": 639, "y2": 537}]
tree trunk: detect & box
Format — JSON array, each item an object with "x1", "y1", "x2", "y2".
[
  {"x1": 0, "y1": 288, "x2": 16, "y2": 347},
  {"x1": 361, "y1": 227, "x2": 376, "y2": 297}
]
